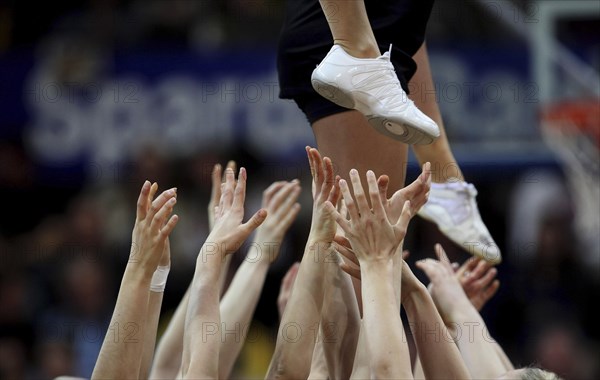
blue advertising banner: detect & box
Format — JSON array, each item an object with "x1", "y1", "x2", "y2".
[{"x1": 2, "y1": 44, "x2": 551, "y2": 184}]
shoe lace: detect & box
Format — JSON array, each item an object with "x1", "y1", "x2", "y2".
[{"x1": 355, "y1": 46, "x2": 413, "y2": 109}]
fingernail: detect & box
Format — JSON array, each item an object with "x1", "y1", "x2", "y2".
[
  {"x1": 169, "y1": 198, "x2": 176, "y2": 204},
  {"x1": 350, "y1": 169, "x2": 358, "y2": 175}
]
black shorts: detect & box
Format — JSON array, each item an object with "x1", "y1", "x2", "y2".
[{"x1": 277, "y1": 0, "x2": 435, "y2": 124}]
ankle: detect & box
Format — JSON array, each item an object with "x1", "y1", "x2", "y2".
[{"x1": 335, "y1": 40, "x2": 380, "y2": 59}]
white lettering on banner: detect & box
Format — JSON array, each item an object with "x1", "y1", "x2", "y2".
[{"x1": 25, "y1": 73, "x2": 314, "y2": 176}]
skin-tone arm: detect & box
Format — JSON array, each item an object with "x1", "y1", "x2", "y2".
[
  {"x1": 409, "y1": 42, "x2": 464, "y2": 183},
  {"x1": 139, "y1": 240, "x2": 171, "y2": 379},
  {"x1": 416, "y1": 244, "x2": 506, "y2": 379},
  {"x1": 319, "y1": 254, "x2": 360, "y2": 380},
  {"x1": 218, "y1": 180, "x2": 301, "y2": 379},
  {"x1": 334, "y1": 166, "x2": 431, "y2": 379},
  {"x1": 307, "y1": 334, "x2": 328, "y2": 380},
  {"x1": 92, "y1": 182, "x2": 178, "y2": 380},
  {"x1": 266, "y1": 147, "x2": 341, "y2": 380},
  {"x1": 277, "y1": 263, "x2": 300, "y2": 321},
  {"x1": 411, "y1": 255, "x2": 506, "y2": 378},
  {"x1": 329, "y1": 169, "x2": 414, "y2": 379},
  {"x1": 149, "y1": 286, "x2": 190, "y2": 379},
  {"x1": 150, "y1": 160, "x2": 238, "y2": 379},
  {"x1": 401, "y1": 259, "x2": 472, "y2": 380},
  {"x1": 454, "y1": 253, "x2": 513, "y2": 372},
  {"x1": 182, "y1": 167, "x2": 267, "y2": 379}
]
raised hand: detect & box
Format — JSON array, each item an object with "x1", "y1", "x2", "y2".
[
  {"x1": 216, "y1": 180, "x2": 300, "y2": 379},
  {"x1": 329, "y1": 169, "x2": 412, "y2": 264},
  {"x1": 377, "y1": 162, "x2": 431, "y2": 224},
  {"x1": 208, "y1": 160, "x2": 236, "y2": 232},
  {"x1": 92, "y1": 181, "x2": 179, "y2": 380},
  {"x1": 416, "y1": 244, "x2": 473, "y2": 323},
  {"x1": 326, "y1": 169, "x2": 415, "y2": 379},
  {"x1": 416, "y1": 245, "x2": 509, "y2": 379},
  {"x1": 335, "y1": 237, "x2": 413, "y2": 282},
  {"x1": 203, "y1": 167, "x2": 267, "y2": 257},
  {"x1": 129, "y1": 181, "x2": 179, "y2": 276},
  {"x1": 255, "y1": 180, "x2": 302, "y2": 258},
  {"x1": 306, "y1": 146, "x2": 341, "y2": 243},
  {"x1": 456, "y1": 257, "x2": 500, "y2": 311},
  {"x1": 265, "y1": 148, "x2": 340, "y2": 380}
]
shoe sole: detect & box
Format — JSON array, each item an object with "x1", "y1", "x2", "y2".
[{"x1": 312, "y1": 77, "x2": 435, "y2": 145}]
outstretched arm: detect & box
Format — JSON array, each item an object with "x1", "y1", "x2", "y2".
[
  {"x1": 150, "y1": 161, "x2": 238, "y2": 379},
  {"x1": 330, "y1": 169, "x2": 414, "y2": 379},
  {"x1": 319, "y1": 257, "x2": 361, "y2": 380},
  {"x1": 416, "y1": 244, "x2": 506, "y2": 379},
  {"x1": 401, "y1": 260, "x2": 471, "y2": 380},
  {"x1": 139, "y1": 240, "x2": 171, "y2": 379},
  {"x1": 149, "y1": 285, "x2": 190, "y2": 379},
  {"x1": 92, "y1": 182, "x2": 178, "y2": 380},
  {"x1": 266, "y1": 147, "x2": 341, "y2": 380},
  {"x1": 182, "y1": 168, "x2": 266, "y2": 379},
  {"x1": 218, "y1": 180, "x2": 301, "y2": 378}
]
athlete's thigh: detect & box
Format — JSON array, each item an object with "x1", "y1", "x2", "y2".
[{"x1": 312, "y1": 110, "x2": 408, "y2": 195}]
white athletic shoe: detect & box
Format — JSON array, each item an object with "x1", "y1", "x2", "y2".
[
  {"x1": 418, "y1": 181, "x2": 502, "y2": 264},
  {"x1": 311, "y1": 45, "x2": 440, "y2": 145}
]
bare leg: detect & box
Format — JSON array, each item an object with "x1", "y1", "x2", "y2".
[
  {"x1": 408, "y1": 43, "x2": 501, "y2": 263},
  {"x1": 313, "y1": 111, "x2": 408, "y2": 194},
  {"x1": 409, "y1": 42, "x2": 464, "y2": 183},
  {"x1": 319, "y1": 0, "x2": 380, "y2": 58}
]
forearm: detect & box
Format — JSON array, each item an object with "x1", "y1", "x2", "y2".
[
  {"x1": 182, "y1": 251, "x2": 223, "y2": 379},
  {"x1": 218, "y1": 255, "x2": 233, "y2": 296},
  {"x1": 403, "y1": 286, "x2": 470, "y2": 380},
  {"x1": 266, "y1": 239, "x2": 330, "y2": 380},
  {"x1": 493, "y1": 341, "x2": 515, "y2": 372},
  {"x1": 361, "y1": 261, "x2": 412, "y2": 379},
  {"x1": 308, "y1": 334, "x2": 329, "y2": 380},
  {"x1": 92, "y1": 266, "x2": 151, "y2": 380},
  {"x1": 139, "y1": 291, "x2": 163, "y2": 379},
  {"x1": 445, "y1": 305, "x2": 508, "y2": 378},
  {"x1": 150, "y1": 287, "x2": 190, "y2": 379},
  {"x1": 320, "y1": 261, "x2": 360, "y2": 380},
  {"x1": 218, "y1": 245, "x2": 271, "y2": 379},
  {"x1": 349, "y1": 321, "x2": 370, "y2": 380},
  {"x1": 412, "y1": 354, "x2": 426, "y2": 380}
]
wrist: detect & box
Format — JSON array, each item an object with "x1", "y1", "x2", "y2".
[
  {"x1": 198, "y1": 238, "x2": 230, "y2": 261},
  {"x1": 251, "y1": 234, "x2": 283, "y2": 263},
  {"x1": 402, "y1": 284, "x2": 429, "y2": 310},
  {"x1": 447, "y1": 301, "x2": 479, "y2": 324},
  {"x1": 361, "y1": 259, "x2": 395, "y2": 274},
  {"x1": 150, "y1": 265, "x2": 170, "y2": 292},
  {"x1": 123, "y1": 264, "x2": 153, "y2": 287}
]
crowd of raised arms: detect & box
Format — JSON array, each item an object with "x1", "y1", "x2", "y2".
[{"x1": 87, "y1": 147, "x2": 560, "y2": 380}]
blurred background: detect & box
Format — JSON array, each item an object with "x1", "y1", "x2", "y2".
[{"x1": 0, "y1": 0, "x2": 598, "y2": 379}]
